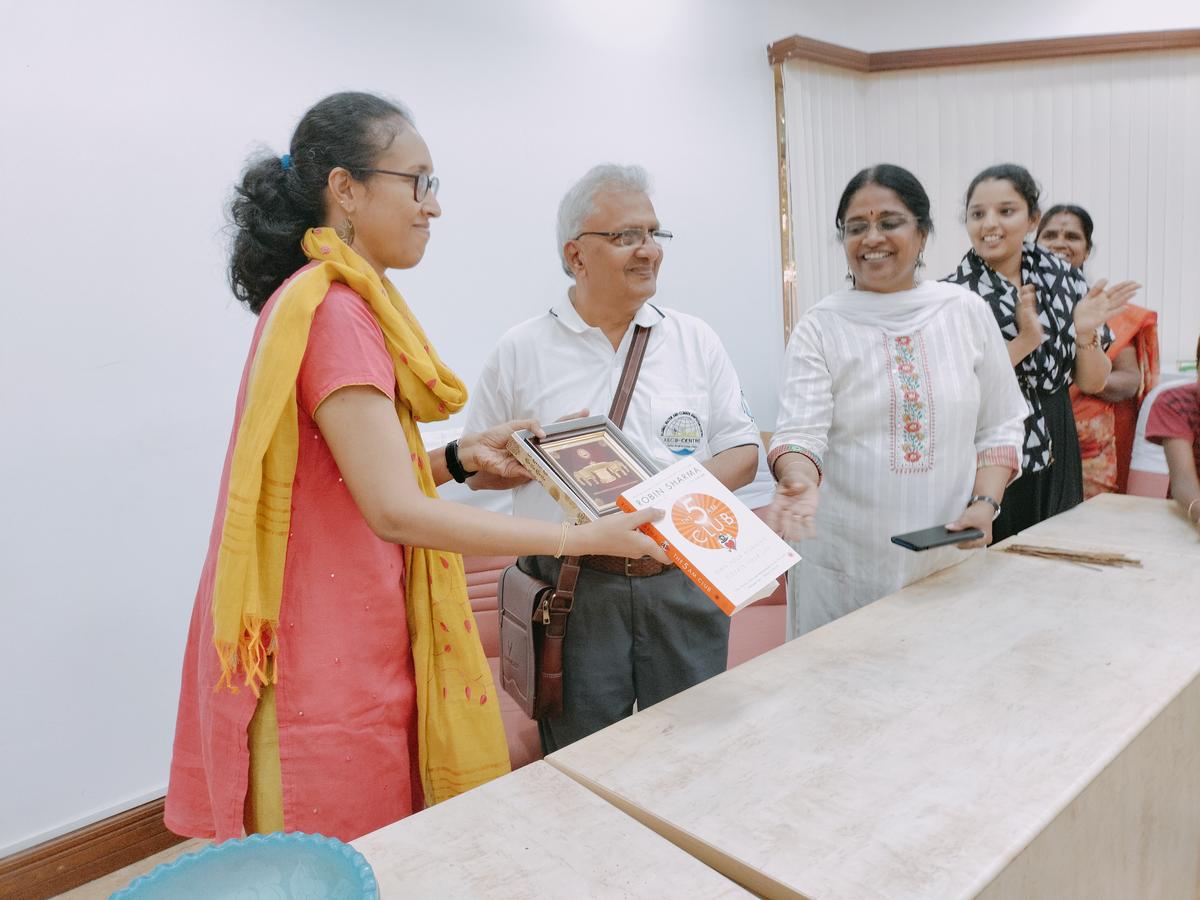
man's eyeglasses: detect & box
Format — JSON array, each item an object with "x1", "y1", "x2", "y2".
[
  {"x1": 574, "y1": 228, "x2": 673, "y2": 248},
  {"x1": 360, "y1": 169, "x2": 440, "y2": 202}
]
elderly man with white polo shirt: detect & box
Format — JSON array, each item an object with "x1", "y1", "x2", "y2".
[{"x1": 462, "y1": 163, "x2": 760, "y2": 752}]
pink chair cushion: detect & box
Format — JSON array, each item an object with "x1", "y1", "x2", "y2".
[
  {"x1": 727, "y1": 578, "x2": 787, "y2": 668},
  {"x1": 464, "y1": 555, "x2": 511, "y2": 660}
]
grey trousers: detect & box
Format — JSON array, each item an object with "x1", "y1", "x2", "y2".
[{"x1": 519, "y1": 555, "x2": 731, "y2": 754}]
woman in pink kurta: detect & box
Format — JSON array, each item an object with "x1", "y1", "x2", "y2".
[
  {"x1": 167, "y1": 281, "x2": 423, "y2": 841},
  {"x1": 166, "y1": 91, "x2": 667, "y2": 843}
]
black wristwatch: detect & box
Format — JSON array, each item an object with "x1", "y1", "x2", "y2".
[
  {"x1": 968, "y1": 494, "x2": 1002, "y2": 521},
  {"x1": 444, "y1": 439, "x2": 478, "y2": 484}
]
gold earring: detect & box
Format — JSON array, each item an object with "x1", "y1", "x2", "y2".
[{"x1": 336, "y1": 217, "x2": 355, "y2": 245}]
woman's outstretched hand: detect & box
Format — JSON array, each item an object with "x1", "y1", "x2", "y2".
[
  {"x1": 762, "y1": 473, "x2": 820, "y2": 541},
  {"x1": 571, "y1": 508, "x2": 671, "y2": 564}
]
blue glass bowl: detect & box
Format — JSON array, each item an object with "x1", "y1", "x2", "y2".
[{"x1": 112, "y1": 832, "x2": 378, "y2": 899}]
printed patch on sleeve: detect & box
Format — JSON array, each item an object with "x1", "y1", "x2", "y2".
[{"x1": 660, "y1": 411, "x2": 704, "y2": 455}]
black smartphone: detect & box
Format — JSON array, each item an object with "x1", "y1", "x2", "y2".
[{"x1": 890, "y1": 524, "x2": 984, "y2": 551}]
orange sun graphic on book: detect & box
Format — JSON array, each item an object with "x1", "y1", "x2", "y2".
[{"x1": 672, "y1": 493, "x2": 739, "y2": 551}]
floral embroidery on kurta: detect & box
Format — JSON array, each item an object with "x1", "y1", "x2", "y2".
[{"x1": 886, "y1": 333, "x2": 935, "y2": 473}]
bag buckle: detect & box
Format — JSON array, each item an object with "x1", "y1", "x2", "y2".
[{"x1": 549, "y1": 591, "x2": 574, "y2": 617}]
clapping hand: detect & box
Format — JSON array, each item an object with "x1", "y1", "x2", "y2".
[
  {"x1": 762, "y1": 472, "x2": 820, "y2": 541},
  {"x1": 1074, "y1": 277, "x2": 1139, "y2": 337},
  {"x1": 1015, "y1": 283, "x2": 1044, "y2": 348}
]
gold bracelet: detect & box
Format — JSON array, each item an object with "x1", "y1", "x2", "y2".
[
  {"x1": 553, "y1": 522, "x2": 570, "y2": 558},
  {"x1": 1188, "y1": 499, "x2": 1200, "y2": 525},
  {"x1": 1077, "y1": 331, "x2": 1101, "y2": 350}
]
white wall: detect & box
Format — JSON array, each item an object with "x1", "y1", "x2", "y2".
[
  {"x1": 0, "y1": 0, "x2": 783, "y2": 855},
  {"x1": 3, "y1": 0, "x2": 1196, "y2": 858},
  {"x1": 783, "y1": 49, "x2": 1200, "y2": 368}
]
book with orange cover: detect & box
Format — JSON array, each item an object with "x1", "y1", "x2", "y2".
[{"x1": 617, "y1": 459, "x2": 800, "y2": 615}]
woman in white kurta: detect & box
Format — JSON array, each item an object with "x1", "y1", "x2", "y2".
[{"x1": 765, "y1": 165, "x2": 1028, "y2": 639}]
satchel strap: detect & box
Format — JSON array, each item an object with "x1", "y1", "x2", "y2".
[
  {"x1": 545, "y1": 557, "x2": 581, "y2": 637},
  {"x1": 608, "y1": 324, "x2": 650, "y2": 429},
  {"x1": 535, "y1": 323, "x2": 653, "y2": 717},
  {"x1": 552, "y1": 323, "x2": 652, "y2": 605}
]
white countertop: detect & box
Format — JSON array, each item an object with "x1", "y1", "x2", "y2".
[
  {"x1": 353, "y1": 761, "x2": 752, "y2": 899},
  {"x1": 547, "y1": 496, "x2": 1200, "y2": 899}
]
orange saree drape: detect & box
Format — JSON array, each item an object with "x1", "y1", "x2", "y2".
[{"x1": 1070, "y1": 304, "x2": 1159, "y2": 497}]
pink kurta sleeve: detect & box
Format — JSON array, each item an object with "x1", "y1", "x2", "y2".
[{"x1": 298, "y1": 284, "x2": 396, "y2": 417}]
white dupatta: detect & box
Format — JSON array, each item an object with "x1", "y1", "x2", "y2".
[{"x1": 809, "y1": 280, "x2": 970, "y2": 335}]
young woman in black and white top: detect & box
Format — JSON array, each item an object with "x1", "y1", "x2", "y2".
[{"x1": 944, "y1": 164, "x2": 1127, "y2": 542}]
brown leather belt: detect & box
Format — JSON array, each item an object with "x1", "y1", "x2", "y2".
[{"x1": 579, "y1": 554, "x2": 671, "y2": 577}]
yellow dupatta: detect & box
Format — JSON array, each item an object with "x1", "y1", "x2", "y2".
[{"x1": 211, "y1": 227, "x2": 509, "y2": 804}]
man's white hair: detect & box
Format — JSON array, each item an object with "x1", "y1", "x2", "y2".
[{"x1": 556, "y1": 164, "x2": 653, "y2": 277}]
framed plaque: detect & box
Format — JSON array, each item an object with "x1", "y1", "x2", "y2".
[{"x1": 507, "y1": 415, "x2": 661, "y2": 521}]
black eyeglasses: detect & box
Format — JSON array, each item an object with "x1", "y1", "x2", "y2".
[
  {"x1": 359, "y1": 169, "x2": 440, "y2": 202},
  {"x1": 574, "y1": 228, "x2": 673, "y2": 248}
]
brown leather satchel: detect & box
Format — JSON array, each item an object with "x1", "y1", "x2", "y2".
[{"x1": 497, "y1": 324, "x2": 651, "y2": 719}]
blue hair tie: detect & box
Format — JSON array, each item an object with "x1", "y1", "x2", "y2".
[{"x1": 280, "y1": 153, "x2": 292, "y2": 171}]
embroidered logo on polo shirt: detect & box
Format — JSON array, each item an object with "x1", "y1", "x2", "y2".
[{"x1": 660, "y1": 411, "x2": 704, "y2": 455}]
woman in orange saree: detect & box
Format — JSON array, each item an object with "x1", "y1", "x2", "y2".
[{"x1": 1037, "y1": 204, "x2": 1158, "y2": 496}]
